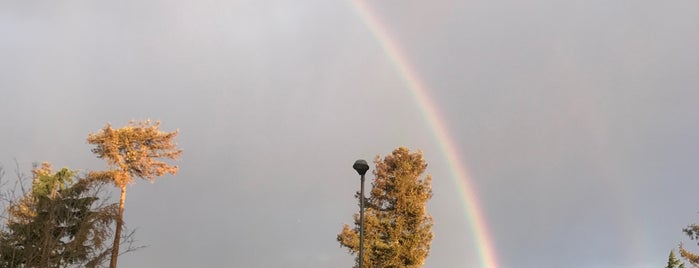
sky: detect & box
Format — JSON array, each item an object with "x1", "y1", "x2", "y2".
[{"x1": 1, "y1": 0, "x2": 698, "y2": 267}]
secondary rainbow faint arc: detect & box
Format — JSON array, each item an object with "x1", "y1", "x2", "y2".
[{"x1": 349, "y1": 1, "x2": 500, "y2": 268}]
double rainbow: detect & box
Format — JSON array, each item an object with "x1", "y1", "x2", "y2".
[{"x1": 349, "y1": 1, "x2": 499, "y2": 267}]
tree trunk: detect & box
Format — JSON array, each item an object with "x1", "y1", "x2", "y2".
[{"x1": 110, "y1": 186, "x2": 126, "y2": 268}]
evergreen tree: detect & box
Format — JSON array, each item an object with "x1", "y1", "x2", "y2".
[
  {"x1": 666, "y1": 249, "x2": 686, "y2": 268},
  {"x1": 680, "y1": 224, "x2": 699, "y2": 267},
  {"x1": 0, "y1": 163, "x2": 118, "y2": 268},
  {"x1": 338, "y1": 147, "x2": 434, "y2": 268},
  {"x1": 87, "y1": 120, "x2": 182, "y2": 268}
]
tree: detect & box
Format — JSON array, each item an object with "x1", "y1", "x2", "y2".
[
  {"x1": 338, "y1": 147, "x2": 434, "y2": 268},
  {"x1": 87, "y1": 120, "x2": 182, "y2": 268},
  {"x1": 0, "y1": 163, "x2": 118, "y2": 268},
  {"x1": 680, "y1": 224, "x2": 699, "y2": 267},
  {"x1": 667, "y1": 249, "x2": 686, "y2": 268}
]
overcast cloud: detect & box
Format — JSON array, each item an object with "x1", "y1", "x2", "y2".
[{"x1": 1, "y1": 1, "x2": 698, "y2": 267}]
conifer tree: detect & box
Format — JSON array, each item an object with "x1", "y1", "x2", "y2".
[
  {"x1": 87, "y1": 120, "x2": 181, "y2": 268},
  {"x1": 666, "y1": 249, "x2": 686, "y2": 268},
  {"x1": 680, "y1": 224, "x2": 699, "y2": 267},
  {"x1": 0, "y1": 163, "x2": 118, "y2": 268},
  {"x1": 338, "y1": 147, "x2": 434, "y2": 268}
]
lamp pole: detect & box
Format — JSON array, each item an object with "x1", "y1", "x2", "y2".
[{"x1": 353, "y1": 159, "x2": 369, "y2": 268}]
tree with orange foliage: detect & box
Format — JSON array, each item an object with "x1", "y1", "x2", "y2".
[
  {"x1": 338, "y1": 147, "x2": 433, "y2": 268},
  {"x1": 680, "y1": 224, "x2": 699, "y2": 267},
  {"x1": 87, "y1": 120, "x2": 182, "y2": 268}
]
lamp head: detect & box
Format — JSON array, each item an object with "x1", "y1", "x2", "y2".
[{"x1": 353, "y1": 159, "x2": 369, "y2": 176}]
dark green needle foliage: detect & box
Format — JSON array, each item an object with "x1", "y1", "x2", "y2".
[
  {"x1": 666, "y1": 250, "x2": 686, "y2": 268},
  {"x1": 0, "y1": 163, "x2": 118, "y2": 268}
]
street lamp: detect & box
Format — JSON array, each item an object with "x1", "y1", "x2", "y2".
[{"x1": 353, "y1": 159, "x2": 369, "y2": 268}]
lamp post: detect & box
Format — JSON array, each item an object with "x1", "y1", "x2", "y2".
[{"x1": 353, "y1": 159, "x2": 369, "y2": 268}]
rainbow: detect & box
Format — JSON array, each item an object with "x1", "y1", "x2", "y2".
[{"x1": 349, "y1": 1, "x2": 500, "y2": 267}]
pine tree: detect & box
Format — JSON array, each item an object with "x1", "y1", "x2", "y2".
[
  {"x1": 0, "y1": 163, "x2": 118, "y2": 268},
  {"x1": 666, "y1": 249, "x2": 686, "y2": 268},
  {"x1": 338, "y1": 147, "x2": 434, "y2": 268},
  {"x1": 680, "y1": 224, "x2": 699, "y2": 267},
  {"x1": 87, "y1": 120, "x2": 182, "y2": 268}
]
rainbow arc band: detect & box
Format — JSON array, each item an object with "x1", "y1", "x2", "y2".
[{"x1": 349, "y1": 1, "x2": 500, "y2": 267}]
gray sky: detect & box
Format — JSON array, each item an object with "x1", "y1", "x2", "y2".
[{"x1": 1, "y1": 0, "x2": 698, "y2": 267}]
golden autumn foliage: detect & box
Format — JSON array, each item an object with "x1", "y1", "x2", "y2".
[
  {"x1": 87, "y1": 120, "x2": 181, "y2": 268},
  {"x1": 338, "y1": 147, "x2": 434, "y2": 268},
  {"x1": 87, "y1": 120, "x2": 182, "y2": 187},
  {"x1": 680, "y1": 224, "x2": 699, "y2": 268}
]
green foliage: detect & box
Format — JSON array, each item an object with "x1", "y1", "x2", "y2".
[
  {"x1": 31, "y1": 163, "x2": 75, "y2": 198},
  {"x1": 0, "y1": 163, "x2": 118, "y2": 268},
  {"x1": 666, "y1": 250, "x2": 686, "y2": 268},
  {"x1": 338, "y1": 147, "x2": 434, "y2": 268}
]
